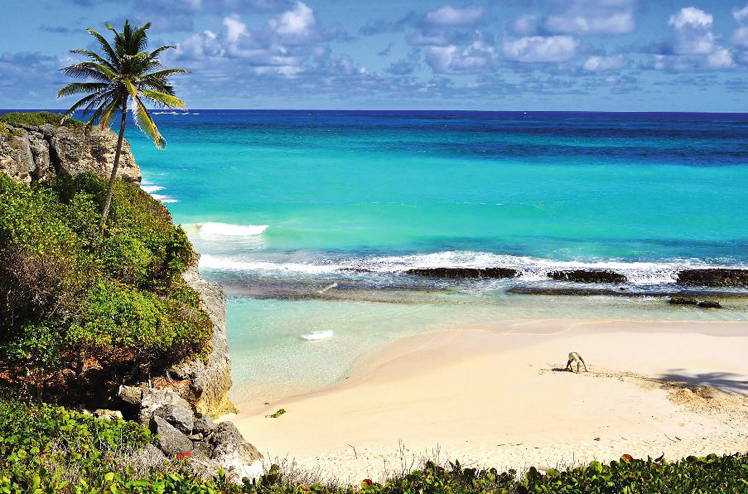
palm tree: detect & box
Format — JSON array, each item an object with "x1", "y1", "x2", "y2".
[{"x1": 58, "y1": 20, "x2": 188, "y2": 225}]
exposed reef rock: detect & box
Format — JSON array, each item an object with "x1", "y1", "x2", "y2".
[
  {"x1": 407, "y1": 267, "x2": 518, "y2": 279},
  {"x1": 548, "y1": 269, "x2": 627, "y2": 284},
  {"x1": 0, "y1": 122, "x2": 140, "y2": 184},
  {"x1": 677, "y1": 269, "x2": 748, "y2": 287}
]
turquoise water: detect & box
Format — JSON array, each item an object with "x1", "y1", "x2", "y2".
[{"x1": 123, "y1": 111, "x2": 748, "y2": 403}]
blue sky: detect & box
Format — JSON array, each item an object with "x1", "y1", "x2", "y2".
[{"x1": 2, "y1": 0, "x2": 748, "y2": 110}]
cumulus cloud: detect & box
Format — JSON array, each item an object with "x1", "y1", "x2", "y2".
[
  {"x1": 172, "y1": 1, "x2": 344, "y2": 77},
  {"x1": 734, "y1": 27, "x2": 748, "y2": 47},
  {"x1": 542, "y1": 0, "x2": 636, "y2": 36},
  {"x1": 668, "y1": 7, "x2": 712, "y2": 30},
  {"x1": 503, "y1": 36, "x2": 579, "y2": 63},
  {"x1": 509, "y1": 14, "x2": 539, "y2": 36},
  {"x1": 423, "y1": 5, "x2": 484, "y2": 27},
  {"x1": 734, "y1": 4, "x2": 748, "y2": 24},
  {"x1": 425, "y1": 40, "x2": 497, "y2": 74},
  {"x1": 582, "y1": 54, "x2": 628, "y2": 71}
]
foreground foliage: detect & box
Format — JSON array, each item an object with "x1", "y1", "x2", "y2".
[
  {"x1": 1, "y1": 399, "x2": 746, "y2": 493},
  {"x1": 0, "y1": 173, "x2": 211, "y2": 384}
]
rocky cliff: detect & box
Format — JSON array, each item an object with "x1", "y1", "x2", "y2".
[
  {"x1": 0, "y1": 118, "x2": 234, "y2": 418},
  {"x1": 0, "y1": 122, "x2": 140, "y2": 184}
]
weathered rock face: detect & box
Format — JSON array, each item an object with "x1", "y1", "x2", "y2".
[
  {"x1": 407, "y1": 267, "x2": 518, "y2": 279},
  {"x1": 0, "y1": 123, "x2": 140, "y2": 184},
  {"x1": 177, "y1": 258, "x2": 235, "y2": 417},
  {"x1": 548, "y1": 269, "x2": 627, "y2": 284},
  {"x1": 677, "y1": 269, "x2": 748, "y2": 287}
]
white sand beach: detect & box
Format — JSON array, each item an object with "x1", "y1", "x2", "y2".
[{"x1": 232, "y1": 319, "x2": 748, "y2": 482}]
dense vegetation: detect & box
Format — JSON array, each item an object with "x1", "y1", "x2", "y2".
[
  {"x1": 1, "y1": 398, "x2": 746, "y2": 493},
  {"x1": 0, "y1": 111, "x2": 84, "y2": 129},
  {"x1": 0, "y1": 172, "x2": 211, "y2": 391}
]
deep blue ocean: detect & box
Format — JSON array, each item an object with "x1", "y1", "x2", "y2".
[{"x1": 68, "y1": 110, "x2": 748, "y2": 401}]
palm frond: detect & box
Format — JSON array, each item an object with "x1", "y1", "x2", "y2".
[
  {"x1": 86, "y1": 28, "x2": 119, "y2": 68},
  {"x1": 61, "y1": 61, "x2": 116, "y2": 81},
  {"x1": 139, "y1": 90, "x2": 186, "y2": 109},
  {"x1": 131, "y1": 95, "x2": 166, "y2": 149},
  {"x1": 69, "y1": 49, "x2": 117, "y2": 72},
  {"x1": 56, "y1": 82, "x2": 110, "y2": 98}
]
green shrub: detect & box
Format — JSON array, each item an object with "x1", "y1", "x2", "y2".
[
  {"x1": 0, "y1": 173, "x2": 211, "y2": 378},
  {"x1": 0, "y1": 111, "x2": 84, "y2": 129}
]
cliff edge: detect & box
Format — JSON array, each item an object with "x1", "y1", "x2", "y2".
[{"x1": 0, "y1": 113, "x2": 233, "y2": 418}]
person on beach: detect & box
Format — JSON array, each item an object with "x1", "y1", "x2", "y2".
[{"x1": 566, "y1": 351, "x2": 588, "y2": 373}]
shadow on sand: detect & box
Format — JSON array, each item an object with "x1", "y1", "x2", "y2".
[{"x1": 657, "y1": 370, "x2": 748, "y2": 395}]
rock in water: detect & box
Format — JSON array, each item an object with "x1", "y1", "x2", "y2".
[
  {"x1": 548, "y1": 270, "x2": 626, "y2": 283},
  {"x1": 152, "y1": 416, "x2": 193, "y2": 457},
  {"x1": 677, "y1": 269, "x2": 748, "y2": 287},
  {"x1": 697, "y1": 300, "x2": 722, "y2": 309},
  {"x1": 669, "y1": 297, "x2": 698, "y2": 305},
  {"x1": 406, "y1": 267, "x2": 517, "y2": 279}
]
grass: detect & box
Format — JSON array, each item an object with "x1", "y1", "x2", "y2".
[{"x1": 0, "y1": 111, "x2": 84, "y2": 129}]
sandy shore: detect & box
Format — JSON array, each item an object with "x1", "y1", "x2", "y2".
[{"x1": 231, "y1": 319, "x2": 748, "y2": 482}]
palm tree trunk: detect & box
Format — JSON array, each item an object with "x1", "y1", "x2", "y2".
[{"x1": 100, "y1": 100, "x2": 128, "y2": 226}]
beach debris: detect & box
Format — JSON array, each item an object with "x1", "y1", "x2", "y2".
[{"x1": 266, "y1": 408, "x2": 287, "y2": 418}]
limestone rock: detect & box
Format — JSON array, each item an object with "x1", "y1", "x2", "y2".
[
  {"x1": 209, "y1": 422, "x2": 262, "y2": 465},
  {"x1": 548, "y1": 269, "x2": 626, "y2": 284},
  {"x1": 194, "y1": 414, "x2": 216, "y2": 433},
  {"x1": 93, "y1": 409, "x2": 123, "y2": 420},
  {"x1": 153, "y1": 404, "x2": 194, "y2": 434},
  {"x1": 152, "y1": 416, "x2": 193, "y2": 457},
  {"x1": 0, "y1": 122, "x2": 140, "y2": 184},
  {"x1": 407, "y1": 267, "x2": 517, "y2": 279},
  {"x1": 677, "y1": 269, "x2": 748, "y2": 287},
  {"x1": 177, "y1": 259, "x2": 234, "y2": 416}
]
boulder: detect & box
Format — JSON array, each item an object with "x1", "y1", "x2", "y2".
[
  {"x1": 677, "y1": 269, "x2": 748, "y2": 287},
  {"x1": 194, "y1": 414, "x2": 216, "y2": 433},
  {"x1": 548, "y1": 270, "x2": 626, "y2": 284},
  {"x1": 153, "y1": 404, "x2": 194, "y2": 434},
  {"x1": 697, "y1": 300, "x2": 722, "y2": 309},
  {"x1": 406, "y1": 267, "x2": 517, "y2": 279},
  {"x1": 152, "y1": 416, "x2": 193, "y2": 457},
  {"x1": 93, "y1": 409, "x2": 123, "y2": 420},
  {"x1": 209, "y1": 422, "x2": 262, "y2": 465},
  {"x1": 117, "y1": 386, "x2": 192, "y2": 427}
]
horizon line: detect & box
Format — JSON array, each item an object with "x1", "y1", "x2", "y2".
[{"x1": 2, "y1": 108, "x2": 748, "y2": 115}]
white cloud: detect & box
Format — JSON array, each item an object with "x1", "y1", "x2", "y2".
[
  {"x1": 268, "y1": 0, "x2": 315, "y2": 40},
  {"x1": 583, "y1": 54, "x2": 628, "y2": 71},
  {"x1": 223, "y1": 14, "x2": 247, "y2": 43},
  {"x1": 425, "y1": 40, "x2": 497, "y2": 74},
  {"x1": 545, "y1": 12, "x2": 633, "y2": 35},
  {"x1": 510, "y1": 14, "x2": 539, "y2": 36},
  {"x1": 733, "y1": 26, "x2": 748, "y2": 47},
  {"x1": 542, "y1": 0, "x2": 636, "y2": 35},
  {"x1": 707, "y1": 48, "x2": 735, "y2": 68},
  {"x1": 423, "y1": 5, "x2": 484, "y2": 27},
  {"x1": 668, "y1": 7, "x2": 712, "y2": 30},
  {"x1": 734, "y1": 4, "x2": 748, "y2": 24},
  {"x1": 502, "y1": 36, "x2": 579, "y2": 63}
]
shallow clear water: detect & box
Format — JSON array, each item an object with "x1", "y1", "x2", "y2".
[{"x1": 122, "y1": 110, "x2": 748, "y2": 402}]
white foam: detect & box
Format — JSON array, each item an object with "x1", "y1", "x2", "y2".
[
  {"x1": 141, "y1": 185, "x2": 165, "y2": 193},
  {"x1": 187, "y1": 223, "x2": 269, "y2": 237},
  {"x1": 198, "y1": 250, "x2": 747, "y2": 286},
  {"x1": 300, "y1": 330, "x2": 334, "y2": 341},
  {"x1": 200, "y1": 255, "x2": 338, "y2": 274},
  {"x1": 151, "y1": 194, "x2": 178, "y2": 204}
]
